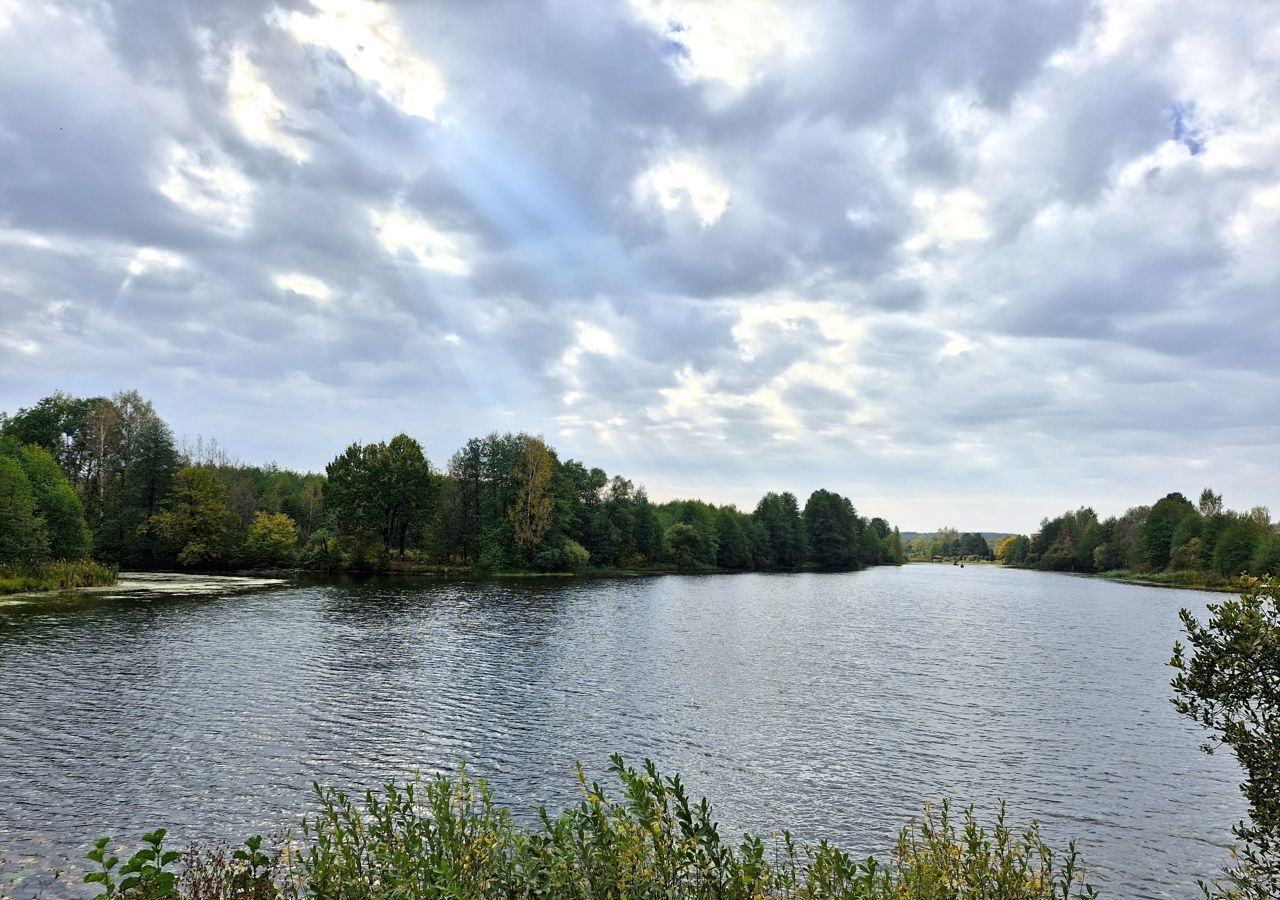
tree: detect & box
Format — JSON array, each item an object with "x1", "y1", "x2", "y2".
[
  {"x1": 0, "y1": 454, "x2": 47, "y2": 564},
  {"x1": 754, "y1": 492, "x2": 807, "y2": 568},
  {"x1": 16, "y1": 444, "x2": 90, "y2": 560},
  {"x1": 888, "y1": 526, "x2": 905, "y2": 565},
  {"x1": 325, "y1": 435, "x2": 434, "y2": 560},
  {"x1": 714, "y1": 508, "x2": 752, "y2": 570},
  {"x1": 243, "y1": 511, "x2": 298, "y2": 566},
  {"x1": 1001, "y1": 535, "x2": 1031, "y2": 565},
  {"x1": 1141, "y1": 492, "x2": 1196, "y2": 570},
  {"x1": 1215, "y1": 517, "x2": 1264, "y2": 577},
  {"x1": 1199, "y1": 487, "x2": 1225, "y2": 518},
  {"x1": 1169, "y1": 537, "x2": 1204, "y2": 572},
  {"x1": 664, "y1": 523, "x2": 706, "y2": 571},
  {"x1": 95, "y1": 416, "x2": 179, "y2": 565},
  {"x1": 0, "y1": 391, "x2": 103, "y2": 486},
  {"x1": 1171, "y1": 577, "x2": 1280, "y2": 896},
  {"x1": 803, "y1": 489, "x2": 857, "y2": 568},
  {"x1": 510, "y1": 436, "x2": 554, "y2": 551},
  {"x1": 145, "y1": 467, "x2": 237, "y2": 566}
]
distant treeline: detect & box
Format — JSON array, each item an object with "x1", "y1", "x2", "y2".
[
  {"x1": 996, "y1": 489, "x2": 1279, "y2": 581},
  {"x1": 0, "y1": 391, "x2": 904, "y2": 575},
  {"x1": 901, "y1": 528, "x2": 1005, "y2": 561}
]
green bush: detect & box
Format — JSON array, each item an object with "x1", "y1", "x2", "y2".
[
  {"x1": 563, "y1": 538, "x2": 590, "y2": 571},
  {"x1": 88, "y1": 757, "x2": 1098, "y2": 899}
]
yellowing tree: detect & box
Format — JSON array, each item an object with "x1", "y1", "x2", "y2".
[
  {"x1": 146, "y1": 467, "x2": 235, "y2": 566},
  {"x1": 510, "y1": 435, "x2": 552, "y2": 550},
  {"x1": 244, "y1": 511, "x2": 298, "y2": 566},
  {"x1": 995, "y1": 535, "x2": 1019, "y2": 561}
]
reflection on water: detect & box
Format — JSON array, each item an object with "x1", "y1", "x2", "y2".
[{"x1": 0, "y1": 566, "x2": 1246, "y2": 898}]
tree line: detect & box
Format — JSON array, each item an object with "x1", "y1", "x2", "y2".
[
  {"x1": 0, "y1": 391, "x2": 904, "y2": 574},
  {"x1": 901, "y1": 528, "x2": 996, "y2": 561},
  {"x1": 996, "y1": 488, "x2": 1279, "y2": 581}
]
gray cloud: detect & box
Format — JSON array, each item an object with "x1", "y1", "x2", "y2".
[{"x1": 1, "y1": 0, "x2": 1278, "y2": 532}]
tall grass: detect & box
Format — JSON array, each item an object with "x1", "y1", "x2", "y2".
[
  {"x1": 84, "y1": 755, "x2": 1098, "y2": 899},
  {"x1": 0, "y1": 559, "x2": 118, "y2": 595}
]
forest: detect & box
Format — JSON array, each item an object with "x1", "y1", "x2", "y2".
[
  {"x1": 996, "y1": 490, "x2": 1280, "y2": 585},
  {"x1": 0, "y1": 390, "x2": 904, "y2": 577}
]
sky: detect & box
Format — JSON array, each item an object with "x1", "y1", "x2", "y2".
[{"x1": 1, "y1": 0, "x2": 1278, "y2": 533}]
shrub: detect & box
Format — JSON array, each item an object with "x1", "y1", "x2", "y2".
[
  {"x1": 562, "y1": 539, "x2": 590, "y2": 571},
  {"x1": 88, "y1": 758, "x2": 1098, "y2": 899}
]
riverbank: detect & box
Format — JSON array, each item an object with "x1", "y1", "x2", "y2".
[
  {"x1": 0, "y1": 560, "x2": 117, "y2": 595},
  {"x1": 1092, "y1": 569, "x2": 1238, "y2": 592},
  {"x1": 278, "y1": 558, "x2": 890, "y2": 580},
  {"x1": 998, "y1": 563, "x2": 1238, "y2": 592}
]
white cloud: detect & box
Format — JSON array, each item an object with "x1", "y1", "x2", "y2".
[
  {"x1": 635, "y1": 158, "x2": 730, "y2": 227},
  {"x1": 127, "y1": 247, "x2": 185, "y2": 277},
  {"x1": 371, "y1": 208, "x2": 469, "y2": 274},
  {"x1": 275, "y1": 272, "x2": 332, "y2": 301},
  {"x1": 628, "y1": 0, "x2": 807, "y2": 91},
  {"x1": 904, "y1": 190, "x2": 991, "y2": 252},
  {"x1": 280, "y1": 0, "x2": 445, "y2": 120},
  {"x1": 157, "y1": 144, "x2": 254, "y2": 231},
  {"x1": 227, "y1": 49, "x2": 308, "y2": 161},
  {"x1": 0, "y1": 0, "x2": 18, "y2": 34},
  {"x1": 564, "y1": 321, "x2": 620, "y2": 364}
]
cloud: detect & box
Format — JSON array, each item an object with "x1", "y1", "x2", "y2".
[
  {"x1": 627, "y1": 0, "x2": 809, "y2": 92},
  {"x1": 371, "y1": 207, "x2": 469, "y2": 274},
  {"x1": 227, "y1": 49, "x2": 309, "y2": 161},
  {"x1": 157, "y1": 143, "x2": 255, "y2": 232},
  {"x1": 274, "y1": 272, "x2": 332, "y2": 301},
  {"x1": 1, "y1": 0, "x2": 1278, "y2": 532},
  {"x1": 278, "y1": 0, "x2": 446, "y2": 121},
  {"x1": 634, "y1": 157, "x2": 731, "y2": 227}
]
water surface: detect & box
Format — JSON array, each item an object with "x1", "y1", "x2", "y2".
[{"x1": 0, "y1": 565, "x2": 1245, "y2": 897}]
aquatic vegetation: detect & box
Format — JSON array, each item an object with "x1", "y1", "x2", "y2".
[
  {"x1": 0, "y1": 559, "x2": 117, "y2": 594},
  {"x1": 86, "y1": 756, "x2": 1097, "y2": 899}
]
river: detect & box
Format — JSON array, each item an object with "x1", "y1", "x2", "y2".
[{"x1": 0, "y1": 564, "x2": 1246, "y2": 897}]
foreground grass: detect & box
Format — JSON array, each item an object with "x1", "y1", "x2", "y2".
[
  {"x1": 83, "y1": 756, "x2": 1098, "y2": 899},
  {"x1": 0, "y1": 559, "x2": 118, "y2": 595}
]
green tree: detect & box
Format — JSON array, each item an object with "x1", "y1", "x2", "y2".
[
  {"x1": 94, "y1": 417, "x2": 179, "y2": 565},
  {"x1": 714, "y1": 508, "x2": 752, "y2": 570},
  {"x1": 1171, "y1": 576, "x2": 1280, "y2": 896},
  {"x1": 803, "y1": 489, "x2": 857, "y2": 568},
  {"x1": 325, "y1": 435, "x2": 434, "y2": 560},
  {"x1": 0, "y1": 454, "x2": 47, "y2": 564},
  {"x1": 243, "y1": 511, "x2": 299, "y2": 566},
  {"x1": 664, "y1": 523, "x2": 707, "y2": 571},
  {"x1": 1199, "y1": 487, "x2": 1225, "y2": 518},
  {"x1": 1169, "y1": 537, "x2": 1204, "y2": 572},
  {"x1": 888, "y1": 526, "x2": 905, "y2": 565},
  {"x1": 0, "y1": 391, "x2": 103, "y2": 486},
  {"x1": 1141, "y1": 492, "x2": 1196, "y2": 570},
  {"x1": 754, "y1": 492, "x2": 807, "y2": 568},
  {"x1": 1170, "y1": 511, "x2": 1204, "y2": 562},
  {"x1": 1215, "y1": 517, "x2": 1264, "y2": 577},
  {"x1": 145, "y1": 467, "x2": 237, "y2": 566},
  {"x1": 17, "y1": 444, "x2": 90, "y2": 560}
]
